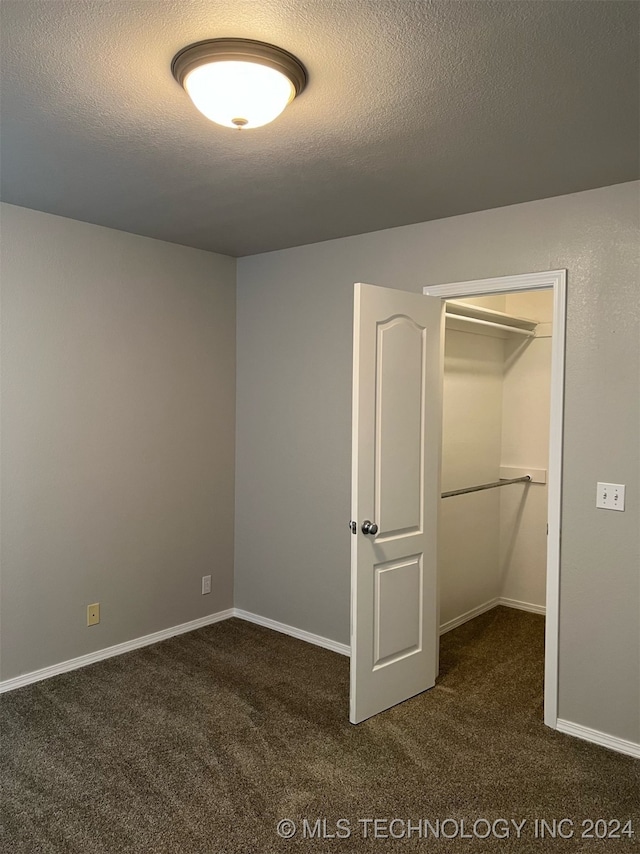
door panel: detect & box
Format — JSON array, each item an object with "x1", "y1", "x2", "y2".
[
  {"x1": 350, "y1": 283, "x2": 443, "y2": 724},
  {"x1": 374, "y1": 555, "x2": 423, "y2": 667},
  {"x1": 375, "y1": 316, "x2": 425, "y2": 538}
]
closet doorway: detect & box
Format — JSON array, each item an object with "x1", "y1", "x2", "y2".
[
  {"x1": 349, "y1": 271, "x2": 566, "y2": 728},
  {"x1": 424, "y1": 271, "x2": 566, "y2": 729}
]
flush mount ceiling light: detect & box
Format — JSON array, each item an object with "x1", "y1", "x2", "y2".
[{"x1": 172, "y1": 38, "x2": 307, "y2": 130}]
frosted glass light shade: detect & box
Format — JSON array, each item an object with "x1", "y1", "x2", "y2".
[
  {"x1": 172, "y1": 39, "x2": 307, "y2": 131},
  {"x1": 184, "y1": 61, "x2": 295, "y2": 129}
]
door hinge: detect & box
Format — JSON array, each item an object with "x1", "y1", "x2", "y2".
[{"x1": 349, "y1": 520, "x2": 357, "y2": 534}]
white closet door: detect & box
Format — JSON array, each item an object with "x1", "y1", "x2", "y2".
[{"x1": 350, "y1": 282, "x2": 444, "y2": 724}]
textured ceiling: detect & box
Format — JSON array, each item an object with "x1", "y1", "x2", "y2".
[{"x1": 1, "y1": 0, "x2": 638, "y2": 257}]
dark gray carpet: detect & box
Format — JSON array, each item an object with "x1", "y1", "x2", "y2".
[{"x1": 1, "y1": 607, "x2": 638, "y2": 853}]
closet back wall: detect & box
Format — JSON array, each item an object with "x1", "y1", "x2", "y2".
[{"x1": 439, "y1": 327, "x2": 504, "y2": 628}]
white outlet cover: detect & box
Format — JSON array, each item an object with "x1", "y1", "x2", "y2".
[
  {"x1": 201, "y1": 575, "x2": 212, "y2": 595},
  {"x1": 596, "y1": 482, "x2": 625, "y2": 511}
]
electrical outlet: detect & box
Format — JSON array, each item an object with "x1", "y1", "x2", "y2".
[
  {"x1": 201, "y1": 575, "x2": 212, "y2": 595},
  {"x1": 87, "y1": 603, "x2": 100, "y2": 626},
  {"x1": 596, "y1": 482, "x2": 625, "y2": 512}
]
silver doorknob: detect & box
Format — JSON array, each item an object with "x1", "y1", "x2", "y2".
[{"x1": 361, "y1": 520, "x2": 378, "y2": 536}]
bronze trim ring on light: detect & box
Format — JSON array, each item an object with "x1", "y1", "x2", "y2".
[{"x1": 171, "y1": 38, "x2": 307, "y2": 129}]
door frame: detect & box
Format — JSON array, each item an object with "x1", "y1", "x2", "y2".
[{"x1": 423, "y1": 270, "x2": 566, "y2": 730}]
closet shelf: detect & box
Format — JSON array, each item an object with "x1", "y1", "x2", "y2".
[{"x1": 445, "y1": 300, "x2": 537, "y2": 338}]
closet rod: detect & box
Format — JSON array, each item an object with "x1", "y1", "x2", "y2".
[
  {"x1": 442, "y1": 475, "x2": 531, "y2": 499},
  {"x1": 445, "y1": 313, "x2": 535, "y2": 337}
]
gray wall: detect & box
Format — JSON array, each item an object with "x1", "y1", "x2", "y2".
[
  {"x1": 1, "y1": 203, "x2": 236, "y2": 680},
  {"x1": 235, "y1": 181, "x2": 640, "y2": 744}
]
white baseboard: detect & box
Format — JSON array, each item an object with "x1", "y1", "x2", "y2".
[
  {"x1": 439, "y1": 596, "x2": 545, "y2": 636},
  {"x1": 0, "y1": 609, "x2": 234, "y2": 694},
  {"x1": 439, "y1": 598, "x2": 500, "y2": 635},
  {"x1": 233, "y1": 608, "x2": 351, "y2": 657},
  {"x1": 0, "y1": 607, "x2": 351, "y2": 694},
  {"x1": 556, "y1": 719, "x2": 640, "y2": 759},
  {"x1": 499, "y1": 596, "x2": 546, "y2": 616},
  {"x1": 0, "y1": 598, "x2": 545, "y2": 694}
]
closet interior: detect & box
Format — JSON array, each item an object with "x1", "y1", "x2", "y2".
[{"x1": 439, "y1": 289, "x2": 553, "y2": 638}]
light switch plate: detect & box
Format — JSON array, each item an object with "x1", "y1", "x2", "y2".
[{"x1": 596, "y1": 482, "x2": 625, "y2": 511}]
